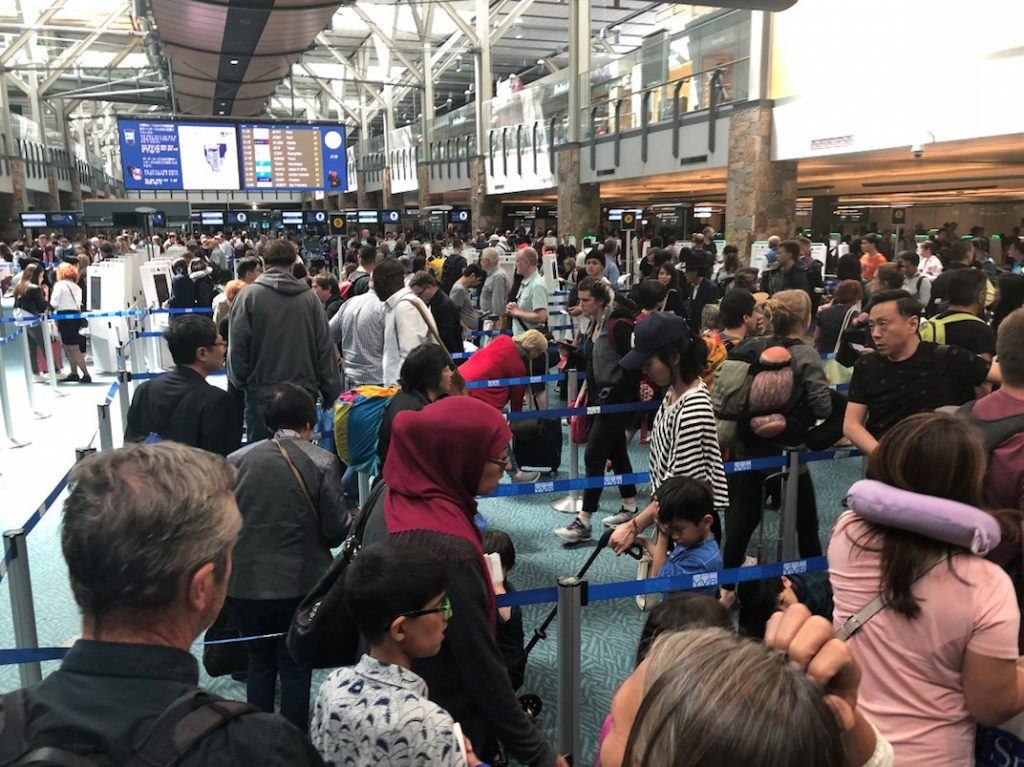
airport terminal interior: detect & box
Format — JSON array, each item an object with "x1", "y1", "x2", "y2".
[{"x1": 2, "y1": 0, "x2": 1024, "y2": 765}]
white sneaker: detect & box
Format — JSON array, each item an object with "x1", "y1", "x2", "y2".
[
  {"x1": 33, "y1": 374, "x2": 47, "y2": 383},
  {"x1": 554, "y1": 517, "x2": 591, "y2": 544},
  {"x1": 511, "y1": 470, "x2": 540, "y2": 484},
  {"x1": 602, "y1": 508, "x2": 638, "y2": 529}
]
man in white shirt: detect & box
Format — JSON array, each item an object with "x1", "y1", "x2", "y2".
[
  {"x1": 507, "y1": 247, "x2": 550, "y2": 407},
  {"x1": 330, "y1": 289, "x2": 387, "y2": 387},
  {"x1": 917, "y1": 240, "x2": 943, "y2": 281},
  {"x1": 374, "y1": 259, "x2": 438, "y2": 385}
]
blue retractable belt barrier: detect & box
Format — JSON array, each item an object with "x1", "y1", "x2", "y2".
[
  {"x1": 137, "y1": 331, "x2": 164, "y2": 339},
  {"x1": 102, "y1": 381, "x2": 120, "y2": 407},
  {"x1": 505, "y1": 400, "x2": 661, "y2": 422},
  {"x1": 0, "y1": 329, "x2": 22, "y2": 345},
  {"x1": 466, "y1": 373, "x2": 565, "y2": 389}
]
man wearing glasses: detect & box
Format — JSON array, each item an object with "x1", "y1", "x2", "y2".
[{"x1": 125, "y1": 315, "x2": 243, "y2": 456}]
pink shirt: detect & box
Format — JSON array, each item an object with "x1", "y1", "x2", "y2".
[{"x1": 829, "y1": 511, "x2": 1019, "y2": 765}]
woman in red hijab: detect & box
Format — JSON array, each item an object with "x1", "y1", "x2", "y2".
[{"x1": 362, "y1": 396, "x2": 563, "y2": 767}]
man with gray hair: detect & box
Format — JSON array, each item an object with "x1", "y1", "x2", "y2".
[
  {"x1": 479, "y1": 246, "x2": 510, "y2": 319},
  {"x1": 0, "y1": 443, "x2": 322, "y2": 765}
]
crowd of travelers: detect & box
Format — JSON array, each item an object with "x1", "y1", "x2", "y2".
[{"x1": 2, "y1": 217, "x2": 1024, "y2": 767}]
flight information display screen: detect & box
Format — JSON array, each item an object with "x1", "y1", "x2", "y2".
[
  {"x1": 280, "y1": 211, "x2": 304, "y2": 226},
  {"x1": 48, "y1": 212, "x2": 79, "y2": 228},
  {"x1": 118, "y1": 119, "x2": 240, "y2": 191},
  {"x1": 238, "y1": 123, "x2": 347, "y2": 192}
]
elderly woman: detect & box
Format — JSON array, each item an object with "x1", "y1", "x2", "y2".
[
  {"x1": 362, "y1": 396, "x2": 565, "y2": 767},
  {"x1": 50, "y1": 263, "x2": 90, "y2": 383}
]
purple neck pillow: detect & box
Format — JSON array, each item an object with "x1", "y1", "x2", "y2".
[{"x1": 844, "y1": 479, "x2": 1001, "y2": 555}]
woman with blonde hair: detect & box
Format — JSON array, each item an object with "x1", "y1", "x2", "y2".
[
  {"x1": 50, "y1": 263, "x2": 90, "y2": 383},
  {"x1": 458, "y1": 327, "x2": 549, "y2": 484}
]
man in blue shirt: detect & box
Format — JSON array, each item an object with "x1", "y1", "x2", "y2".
[{"x1": 636, "y1": 475, "x2": 722, "y2": 598}]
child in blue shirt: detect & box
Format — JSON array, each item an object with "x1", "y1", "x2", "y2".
[{"x1": 636, "y1": 475, "x2": 723, "y2": 598}]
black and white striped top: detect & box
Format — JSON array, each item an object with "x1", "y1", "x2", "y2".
[{"x1": 649, "y1": 382, "x2": 730, "y2": 508}]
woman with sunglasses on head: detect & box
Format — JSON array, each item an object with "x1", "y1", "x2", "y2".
[{"x1": 361, "y1": 396, "x2": 567, "y2": 767}]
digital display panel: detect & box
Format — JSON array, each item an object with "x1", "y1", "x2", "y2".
[
  {"x1": 19, "y1": 212, "x2": 47, "y2": 228},
  {"x1": 226, "y1": 211, "x2": 251, "y2": 226},
  {"x1": 149, "y1": 211, "x2": 166, "y2": 228},
  {"x1": 48, "y1": 212, "x2": 79, "y2": 228},
  {"x1": 153, "y1": 273, "x2": 170, "y2": 306},
  {"x1": 450, "y1": 209, "x2": 470, "y2": 224},
  {"x1": 118, "y1": 119, "x2": 240, "y2": 191},
  {"x1": 280, "y1": 211, "x2": 304, "y2": 226},
  {"x1": 357, "y1": 210, "x2": 379, "y2": 224},
  {"x1": 200, "y1": 211, "x2": 225, "y2": 226},
  {"x1": 238, "y1": 123, "x2": 347, "y2": 191},
  {"x1": 606, "y1": 208, "x2": 644, "y2": 222},
  {"x1": 305, "y1": 210, "x2": 328, "y2": 226},
  {"x1": 381, "y1": 209, "x2": 401, "y2": 225}
]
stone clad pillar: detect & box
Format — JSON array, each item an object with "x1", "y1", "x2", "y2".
[
  {"x1": 725, "y1": 104, "x2": 797, "y2": 264},
  {"x1": 381, "y1": 167, "x2": 394, "y2": 210},
  {"x1": 556, "y1": 146, "x2": 600, "y2": 243},
  {"x1": 416, "y1": 162, "x2": 432, "y2": 211},
  {"x1": 469, "y1": 156, "x2": 501, "y2": 233},
  {"x1": 355, "y1": 170, "x2": 371, "y2": 209}
]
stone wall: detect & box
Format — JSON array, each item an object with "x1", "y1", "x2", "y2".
[
  {"x1": 725, "y1": 105, "x2": 797, "y2": 264},
  {"x1": 469, "y1": 156, "x2": 502, "y2": 233},
  {"x1": 556, "y1": 147, "x2": 600, "y2": 242},
  {"x1": 355, "y1": 170, "x2": 371, "y2": 210}
]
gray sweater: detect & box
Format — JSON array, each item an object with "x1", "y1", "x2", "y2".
[{"x1": 227, "y1": 267, "x2": 342, "y2": 403}]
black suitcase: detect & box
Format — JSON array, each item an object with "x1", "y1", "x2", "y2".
[{"x1": 513, "y1": 417, "x2": 562, "y2": 473}]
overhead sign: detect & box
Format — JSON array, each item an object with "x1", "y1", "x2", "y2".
[
  {"x1": 280, "y1": 211, "x2": 304, "y2": 226},
  {"x1": 118, "y1": 119, "x2": 240, "y2": 191},
  {"x1": 305, "y1": 210, "x2": 328, "y2": 226},
  {"x1": 891, "y1": 207, "x2": 907, "y2": 226},
  {"x1": 19, "y1": 212, "x2": 47, "y2": 228},
  {"x1": 48, "y1": 212, "x2": 80, "y2": 228},
  {"x1": 621, "y1": 211, "x2": 637, "y2": 231},
  {"x1": 381, "y1": 209, "x2": 401, "y2": 225},
  {"x1": 200, "y1": 211, "x2": 225, "y2": 226},
  {"x1": 450, "y1": 209, "x2": 470, "y2": 224},
  {"x1": 226, "y1": 211, "x2": 250, "y2": 226},
  {"x1": 238, "y1": 123, "x2": 347, "y2": 192},
  {"x1": 329, "y1": 213, "x2": 347, "y2": 234}
]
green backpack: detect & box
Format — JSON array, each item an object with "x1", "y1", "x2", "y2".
[{"x1": 919, "y1": 312, "x2": 987, "y2": 345}]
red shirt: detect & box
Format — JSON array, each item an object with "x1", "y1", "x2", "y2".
[
  {"x1": 458, "y1": 335, "x2": 527, "y2": 412},
  {"x1": 974, "y1": 388, "x2": 1024, "y2": 510}
]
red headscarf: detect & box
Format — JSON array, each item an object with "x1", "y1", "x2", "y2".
[{"x1": 383, "y1": 396, "x2": 512, "y2": 626}]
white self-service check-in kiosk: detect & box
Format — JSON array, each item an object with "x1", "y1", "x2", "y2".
[
  {"x1": 140, "y1": 259, "x2": 175, "y2": 371},
  {"x1": 86, "y1": 258, "x2": 133, "y2": 373}
]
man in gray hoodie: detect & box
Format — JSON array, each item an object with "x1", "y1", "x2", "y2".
[{"x1": 228, "y1": 239, "x2": 342, "y2": 441}]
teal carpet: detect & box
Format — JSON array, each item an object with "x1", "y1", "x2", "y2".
[{"x1": 0, "y1": 373, "x2": 863, "y2": 766}]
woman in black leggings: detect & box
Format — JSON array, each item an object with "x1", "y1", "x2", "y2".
[{"x1": 554, "y1": 277, "x2": 638, "y2": 544}]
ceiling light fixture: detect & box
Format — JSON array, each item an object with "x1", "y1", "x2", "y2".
[{"x1": 229, "y1": 59, "x2": 239, "y2": 65}]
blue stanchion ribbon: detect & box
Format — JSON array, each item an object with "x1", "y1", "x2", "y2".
[
  {"x1": 136, "y1": 331, "x2": 164, "y2": 339},
  {"x1": 0, "y1": 329, "x2": 22, "y2": 345},
  {"x1": 466, "y1": 373, "x2": 565, "y2": 389},
  {"x1": 497, "y1": 556, "x2": 830, "y2": 608},
  {"x1": 102, "y1": 381, "x2": 120, "y2": 406},
  {"x1": 505, "y1": 399, "x2": 661, "y2": 422}
]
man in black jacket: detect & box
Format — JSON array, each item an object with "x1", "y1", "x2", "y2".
[
  {"x1": 0, "y1": 443, "x2": 323, "y2": 766},
  {"x1": 763, "y1": 239, "x2": 811, "y2": 298},
  {"x1": 409, "y1": 270, "x2": 464, "y2": 355},
  {"x1": 125, "y1": 315, "x2": 242, "y2": 456},
  {"x1": 681, "y1": 252, "x2": 719, "y2": 332}
]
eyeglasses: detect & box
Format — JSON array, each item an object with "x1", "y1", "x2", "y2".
[
  {"x1": 206, "y1": 340, "x2": 228, "y2": 349},
  {"x1": 400, "y1": 595, "x2": 453, "y2": 621},
  {"x1": 487, "y1": 453, "x2": 512, "y2": 468}
]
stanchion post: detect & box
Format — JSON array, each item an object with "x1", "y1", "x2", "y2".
[
  {"x1": 779, "y1": 449, "x2": 800, "y2": 561},
  {"x1": 551, "y1": 370, "x2": 582, "y2": 514},
  {"x1": 117, "y1": 369, "x2": 131, "y2": 435},
  {"x1": 97, "y1": 402, "x2": 114, "y2": 451},
  {"x1": 4, "y1": 529, "x2": 42, "y2": 686},
  {"x1": 357, "y1": 471, "x2": 370, "y2": 509},
  {"x1": 41, "y1": 312, "x2": 61, "y2": 394},
  {"x1": 76, "y1": 446, "x2": 97, "y2": 463},
  {"x1": 18, "y1": 326, "x2": 38, "y2": 415},
  {"x1": 0, "y1": 334, "x2": 28, "y2": 447},
  {"x1": 556, "y1": 575, "x2": 584, "y2": 763}
]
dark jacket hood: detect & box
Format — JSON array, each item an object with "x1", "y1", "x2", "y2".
[{"x1": 256, "y1": 267, "x2": 309, "y2": 296}]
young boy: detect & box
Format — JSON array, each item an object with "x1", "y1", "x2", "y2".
[
  {"x1": 482, "y1": 529, "x2": 526, "y2": 691},
  {"x1": 310, "y1": 541, "x2": 486, "y2": 767},
  {"x1": 636, "y1": 476, "x2": 723, "y2": 598}
]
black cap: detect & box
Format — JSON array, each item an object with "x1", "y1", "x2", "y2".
[{"x1": 619, "y1": 311, "x2": 691, "y2": 370}]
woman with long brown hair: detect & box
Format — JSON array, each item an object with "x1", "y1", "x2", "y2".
[
  {"x1": 12, "y1": 264, "x2": 49, "y2": 381},
  {"x1": 829, "y1": 412, "x2": 1024, "y2": 764}
]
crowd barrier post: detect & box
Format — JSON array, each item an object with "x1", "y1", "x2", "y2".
[
  {"x1": 779, "y1": 449, "x2": 800, "y2": 561},
  {"x1": 3, "y1": 529, "x2": 42, "y2": 686},
  {"x1": 551, "y1": 369, "x2": 583, "y2": 514},
  {"x1": 556, "y1": 575, "x2": 584, "y2": 763},
  {"x1": 75, "y1": 447, "x2": 97, "y2": 463},
  {"x1": 41, "y1": 313, "x2": 63, "y2": 396},
  {"x1": 17, "y1": 328, "x2": 45, "y2": 419},
  {"x1": 115, "y1": 335, "x2": 131, "y2": 434},
  {"x1": 97, "y1": 402, "x2": 114, "y2": 452},
  {"x1": 357, "y1": 472, "x2": 370, "y2": 510},
  {"x1": 0, "y1": 334, "x2": 28, "y2": 448}
]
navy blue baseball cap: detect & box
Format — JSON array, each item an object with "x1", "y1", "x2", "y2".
[{"x1": 620, "y1": 311, "x2": 691, "y2": 370}]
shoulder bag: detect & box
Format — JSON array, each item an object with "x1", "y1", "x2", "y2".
[
  {"x1": 406, "y1": 297, "x2": 467, "y2": 392},
  {"x1": 823, "y1": 307, "x2": 857, "y2": 386}
]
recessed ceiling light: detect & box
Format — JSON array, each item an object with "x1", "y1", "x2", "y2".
[
  {"x1": 229, "y1": 59, "x2": 239, "y2": 65},
  {"x1": 218, "y1": 110, "x2": 225, "y2": 115}
]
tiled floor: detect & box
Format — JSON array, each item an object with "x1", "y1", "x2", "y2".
[{"x1": 0, "y1": 345, "x2": 864, "y2": 765}]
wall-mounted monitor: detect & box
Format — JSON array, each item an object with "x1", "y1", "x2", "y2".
[
  {"x1": 238, "y1": 123, "x2": 347, "y2": 192},
  {"x1": 606, "y1": 208, "x2": 644, "y2": 222},
  {"x1": 226, "y1": 211, "x2": 251, "y2": 226},
  {"x1": 357, "y1": 210, "x2": 379, "y2": 224},
  {"x1": 280, "y1": 211, "x2": 304, "y2": 226},
  {"x1": 19, "y1": 212, "x2": 48, "y2": 228},
  {"x1": 200, "y1": 211, "x2": 225, "y2": 226},
  {"x1": 305, "y1": 210, "x2": 328, "y2": 226},
  {"x1": 149, "y1": 210, "x2": 167, "y2": 228},
  {"x1": 48, "y1": 212, "x2": 79, "y2": 228},
  {"x1": 450, "y1": 209, "x2": 470, "y2": 224},
  {"x1": 381, "y1": 209, "x2": 401, "y2": 225},
  {"x1": 112, "y1": 211, "x2": 144, "y2": 228},
  {"x1": 118, "y1": 118, "x2": 240, "y2": 191}
]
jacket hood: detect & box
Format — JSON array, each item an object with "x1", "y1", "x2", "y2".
[{"x1": 255, "y1": 267, "x2": 309, "y2": 296}]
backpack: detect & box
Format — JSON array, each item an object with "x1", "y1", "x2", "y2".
[
  {"x1": 591, "y1": 310, "x2": 638, "y2": 405},
  {"x1": 957, "y1": 401, "x2": 1024, "y2": 455},
  {"x1": 0, "y1": 689, "x2": 253, "y2": 767},
  {"x1": 347, "y1": 273, "x2": 370, "y2": 299},
  {"x1": 919, "y1": 312, "x2": 987, "y2": 345},
  {"x1": 699, "y1": 329, "x2": 729, "y2": 390},
  {"x1": 333, "y1": 386, "x2": 399, "y2": 475},
  {"x1": 441, "y1": 254, "x2": 466, "y2": 294}
]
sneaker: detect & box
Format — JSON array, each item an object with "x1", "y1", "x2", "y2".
[
  {"x1": 33, "y1": 374, "x2": 47, "y2": 383},
  {"x1": 511, "y1": 470, "x2": 540, "y2": 484},
  {"x1": 602, "y1": 508, "x2": 638, "y2": 529},
  {"x1": 58, "y1": 372, "x2": 79, "y2": 383},
  {"x1": 554, "y1": 517, "x2": 591, "y2": 544}
]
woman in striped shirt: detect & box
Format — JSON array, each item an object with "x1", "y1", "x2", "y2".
[{"x1": 609, "y1": 311, "x2": 729, "y2": 551}]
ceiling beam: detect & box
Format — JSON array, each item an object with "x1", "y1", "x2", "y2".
[
  {"x1": 39, "y1": 1, "x2": 130, "y2": 93},
  {"x1": 437, "y1": 2, "x2": 479, "y2": 48},
  {"x1": 350, "y1": 5, "x2": 422, "y2": 83},
  {"x1": 315, "y1": 32, "x2": 388, "y2": 109},
  {"x1": 490, "y1": 0, "x2": 538, "y2": 46},
  {"x1": 0, "y1": 0, "x2": 68, "y2": 66},
  {"x1": 300, "y1": 62, "x2": 360, "y2": 124}
]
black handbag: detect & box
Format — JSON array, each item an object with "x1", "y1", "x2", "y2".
[
  {"x1": 286, "y1": 481, "x2": 385, "y2": 669},
  {"x1": 202, "y1": 606, "x2": 248, "y2": 677}
]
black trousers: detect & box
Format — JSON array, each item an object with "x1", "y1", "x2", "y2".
[
  {"x1": 722, "y1": 467, "x2": 822, "y2": 580},
  {"x1": 227, "y1": 596, "x2": 311, "y2": 730},
  {"x1": 582, "y1": 411, "x2": 636, "y2": 514}
]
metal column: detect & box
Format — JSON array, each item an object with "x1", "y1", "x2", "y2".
[
  {"x1": 567, "y1": 0, "x2": 591, "y2": 144},
  {"x1": 97, "y1": 403, "x2": 114, "y2": 451},
  {"x1": 779, "y1": 450, "x2": 800, "y2": 561},
  {"x1": 4, "y1": 529, "x2": 42, "y2": 686},
  {"x1": 473, "y1": 0, "x2": 492, "y2": 155},
  {"x1": 556, "y1": 576, "x2": 584, "y2": 763},
  {"x1": 0, "y1": 332, "x2": 29, "y2": 448}
]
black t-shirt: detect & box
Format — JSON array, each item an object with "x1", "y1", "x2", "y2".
[
  {"x1": 933, "y1": 310, "x2": 996, "y2": 357},
  {"x1": 815, "y1": 302, "x2": 856, "y2": 355},
  {"x1": 848, "y1": 341, "x2": 991, "y2": 437}
]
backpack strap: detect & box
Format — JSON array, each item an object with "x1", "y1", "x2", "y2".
[
  {"x1": 124, "y1": 691, "x2": 254, "y2": 767},
  {"x1": 957, "y1": 401, "x2": 1024, "y2": 454}
]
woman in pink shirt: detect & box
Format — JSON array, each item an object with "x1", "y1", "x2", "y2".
[{"x1": 829, "y1": 412, "x2": 1024, "y2": 765}]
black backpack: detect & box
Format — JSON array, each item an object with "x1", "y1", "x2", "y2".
[
  {"x1": 440, "y1": 254, "x2": 466, "y2": 294},
  {"x1": 0, "y1": 690, "x2": 253, "y2": 767},
  {"x1": 957, "y1": 401, "x2": 1024, "y2": 455}
]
